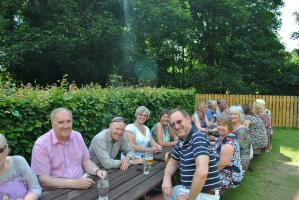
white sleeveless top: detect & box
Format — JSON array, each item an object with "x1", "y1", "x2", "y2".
[{"x1": 125, "y1": 123, "x2": 151, "y2": 159}]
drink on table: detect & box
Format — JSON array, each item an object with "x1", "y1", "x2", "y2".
[
  {"x1": 145, "y1": 149, "x2": 153, "y2": 167},
  {"x1": 144, "y1": 149, "x2": 153, "y2": 174},
  {"x1": 143, "y1": 159, "x2": 150, "y2": 175},
  {"x1": 97, "y1": 175, "x2": 109, "y2": 200},
  {"x1": 146, "y1": 157, "x2": 153, "y2": 166}
]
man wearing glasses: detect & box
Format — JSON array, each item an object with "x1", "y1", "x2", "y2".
[
  {"x1": 89, "y1": 117, "x2": 143, "y2": 170},
  {"x1": 31, "y1": 107, "x2": 106, "y2": 189},
  {"x1": 162, "y1": 108, "x2": 221, "y2": 200}
]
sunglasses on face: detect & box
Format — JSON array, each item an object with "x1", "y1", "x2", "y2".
[
  {"x1": 111, "y1": 117, "x2": 125, "y2": 123},
  {"x1": 0, "y1": 144, "x2": 7, "y2": 153},
  {"x1": 170, "y1": 120, "x2": 183, "y2": 128}
]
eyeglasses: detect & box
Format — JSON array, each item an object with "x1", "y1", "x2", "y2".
[
  {"x1": 0, "y1": 144, "x2": 7, "y2": 153},
  {"x1": 111, "y1": 117, "x2": 125, "y2": 123},
  {"x1": 170, "y1": 120, "x2": 183, "y2": 128}
]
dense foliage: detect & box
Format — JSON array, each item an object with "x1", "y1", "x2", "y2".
[
  {"x1": 0, "y1": 83, "x2": 195, "y2": 160},
  {"x1": 0, "y1": 0, "x2": 298, "y2": 94}
]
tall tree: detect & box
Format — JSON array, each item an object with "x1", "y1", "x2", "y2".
[{"x1": 0, "y1": 0, "x2": 123, "y2": 85}]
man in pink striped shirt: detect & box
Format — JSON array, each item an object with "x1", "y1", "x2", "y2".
[{"x1": 31, "y1": 107, "x2": 106, "y2": 189}]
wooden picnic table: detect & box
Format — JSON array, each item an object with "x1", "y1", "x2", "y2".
[
  {"x1": 40, "y1": 161, "x2": 165, "y2": 200},
  {"x1": 154, "y1": 146, "x2": 173, "y2": 162}
]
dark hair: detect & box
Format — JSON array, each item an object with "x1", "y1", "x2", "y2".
[
  {"x1": 169, "y1": 108, "x2": 189, "y2": 118},
  {"x1": 160, "y1": 109, "x2": 170, "y2": 118},
  {"x1": 242, "y1": 104, "x2": 254, "y2": 115}
]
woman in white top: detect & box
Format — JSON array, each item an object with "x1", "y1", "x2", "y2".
[
  {"x1": 126, "y1": 106, "x2": 162, "y2": 159},
  {"x1": 192, "y1": 102, "x2": 211, "y2": 132}
]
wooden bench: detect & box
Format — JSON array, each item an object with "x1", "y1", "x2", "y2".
[{"x1": 40, "y1": 161, "x2": 165, "y2": 200}]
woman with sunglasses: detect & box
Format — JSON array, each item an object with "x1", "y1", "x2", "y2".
[
  {"x1": 0, "y1": 134, "x2": 41, "y2": 199},
  {"x1": 126, "y1": 106, "x2": 162, "y2": 159}
]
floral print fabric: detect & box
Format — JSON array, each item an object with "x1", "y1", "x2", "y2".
[
  {"x1": 232, "y1": 127, "x2": 251, "y2": 170},
  {"x1": 213, "y1": 134, "x2": 244, "y2": 189}
]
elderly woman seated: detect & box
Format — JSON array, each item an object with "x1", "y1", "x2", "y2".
[
  {"x1": 151, "y1": 109, "x2": 178, "y2": 147},
  {"x1": 213, "y1": 112, "x2": 244, "y2": 191},
  {"x1": 253, "y1": 99, "x2": 273, "y2": 151},
  {"x1": 0, "y1": 134, "x2": 41, "y2": 199},
  {"x1": 242, "y1": 104, "x2": 268, "y2": 155},
  {"x1": 126, "y1": 106, "x2": 162, "y2": 159},
  {"x1": 229, "y1": 105, "x2": 252, "y2": 170}
]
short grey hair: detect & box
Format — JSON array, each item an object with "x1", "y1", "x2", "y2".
[
  {"x1": 0, "y1": 134, "x2": 7, "y2": 147},
  {"x1": 229, "y1": 105, "x2": 245, "y2": 123},
  {"x1": 217, "y1": 99, "x2": 227, "y2": 106},
  {"x1": 50, "y1": 107, "x2": 73, "y2": 124},
  {"x1": 208, "y1": 100, "x2": 217, "y2": 109},
  {"x1": 169, "y1": 108, "x2": 190, "y2": 118},
  {"x1": 135, "y1": 106, "x2": 150, "y2": 118},
  {"x1": 110, "y1": 116, "x2": 126, "y2": 124}
]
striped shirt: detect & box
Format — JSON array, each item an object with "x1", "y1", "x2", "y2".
[{"x1": 172, "y1": 128, "x2": 221, "y2": 191}]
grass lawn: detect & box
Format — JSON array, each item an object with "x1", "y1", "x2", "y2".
[{"x1": 222, "y1": 128, "x2": 299, "y2": 200}]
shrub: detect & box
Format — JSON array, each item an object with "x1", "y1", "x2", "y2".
[{"x1": 0, "y1": 84, "x2": 196, "y2": 160}]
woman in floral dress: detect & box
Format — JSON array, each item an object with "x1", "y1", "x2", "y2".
[
  {"x1": 213, "y1": 111, "x2": 244, "y2": 190},
  {"x1": 229, "y1": 105, "x2": 252, "y2": 170}
]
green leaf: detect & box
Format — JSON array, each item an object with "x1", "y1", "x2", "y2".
[{"x1": 11, "y1": 110, "x2": 21, "y2": 117}]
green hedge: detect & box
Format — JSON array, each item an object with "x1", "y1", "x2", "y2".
[{"x1": 0, "y1": 85, "x2": 196, "y2": 160}]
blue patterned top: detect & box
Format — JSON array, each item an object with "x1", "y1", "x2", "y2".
[{"x1": 213, "y1": 134, "x2": 244, "y2": 188}]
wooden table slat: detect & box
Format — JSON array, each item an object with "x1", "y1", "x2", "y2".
[
  {"x1": 40, "y1": 189, "x2": 72, "y2": 200},
  {"x1": 108, "y1": 162, "x2": 165, "y2": 200},
  {"x1": 71, "y1": 164, "x2": 153, "y2": 200},
  {"x1": 45, "y1": 165, "x2": 143, "y2": 200},
  {"x1": 116, "y1": 169, "x2": 165, "y2": 200},
  {"x1": 40, "y1": 161, "x2": 166, "y2": 200}
]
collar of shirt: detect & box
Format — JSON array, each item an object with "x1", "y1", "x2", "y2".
[
  {"x1": 51, "y1": 129, "x2": 74, "y2": 145},
  {"x1": 178, "y1": 126, "x2": 197, "y2": 146}
]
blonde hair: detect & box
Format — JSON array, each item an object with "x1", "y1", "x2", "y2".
[
  {"x1": 196, "y1": 102, "x2": 207, "y2": 112},
  {"x1": 252, "y1": 101, "x2": 265, "y2": 115},
  {"x1": 256, "y1": 99, "x2": 266, "y2": 106}
]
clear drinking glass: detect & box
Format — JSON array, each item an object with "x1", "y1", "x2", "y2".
[
  {"x1": 143, "y1": 158, "x2": 150, "y2": 175},
  {"x1": 97, "y1": 174, "x2": 109, "y2": 200},
  {"x1": 144, "y1": 149, "x2": 153, "y2": 174},
  {"x1": 145, "y1": 150, "x2": 153, "y2": 167}
]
